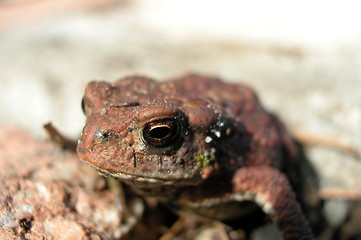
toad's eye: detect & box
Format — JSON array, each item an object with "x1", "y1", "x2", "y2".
[{"x1": 142, "y1": 119, "x2": 179, "y2": 148}]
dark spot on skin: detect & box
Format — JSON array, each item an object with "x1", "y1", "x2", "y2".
[
  {"x1": 132, "y1": 148, "x2": 137, "y2": 167},
  {"x1": 128, "y1": 127, "x2": 134, "y2": 132},
  {"x1": 102, "y1": 132, "x2": 111, "y2": 139},
  {"x1": 158, "y1": 157, "x2": 163, "y2": 167},
  {"x1": 81, "y1": 98, "x2": 86, "y2": 114},
  {"x1": 110, "y1": 102, "x2": 141, "y2": 108}
]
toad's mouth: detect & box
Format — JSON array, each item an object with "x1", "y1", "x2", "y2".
[{"x1": 80, "y1": 158, "x2": 187, "y2": 185}]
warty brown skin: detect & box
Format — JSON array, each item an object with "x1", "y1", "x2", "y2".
[{"x1": 77, "y1": 74, "x2": 313, "y2": 240}]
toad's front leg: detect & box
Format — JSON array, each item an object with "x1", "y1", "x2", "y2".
[{"x1": 232, "y1": 166, "x2": 313, "y2": 240}]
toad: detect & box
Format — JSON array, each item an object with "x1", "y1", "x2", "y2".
[{"x1": 77, "y1": 74, "x2": 314, "y2": 240}]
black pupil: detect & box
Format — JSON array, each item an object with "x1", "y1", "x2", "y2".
[
  {"x1": 149, "y1": 126, "x2": 171, "y2": 139},
  {"x1": 143, "y1": 119, "x2": 178, "y2": 147}
]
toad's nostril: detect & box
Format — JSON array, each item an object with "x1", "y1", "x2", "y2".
[{"x1": 93, "y1": 128, "x2": 112, "y2": 143}]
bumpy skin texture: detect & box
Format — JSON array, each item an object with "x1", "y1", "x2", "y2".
[{"x1": 77, "y1": 74, "x2": 313, "y2": 240}]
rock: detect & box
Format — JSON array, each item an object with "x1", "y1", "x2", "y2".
[{"x1": 0, "y1": 126, "x2": 126, "y2": 240}]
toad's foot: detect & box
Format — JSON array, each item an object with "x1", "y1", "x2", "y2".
[{"x1": 232, "y1": 166, "x2": 313, "y2": 240}]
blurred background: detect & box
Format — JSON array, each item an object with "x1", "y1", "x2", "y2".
[{"x1": 1, "y1": 0, "x2": 361, "y2": 237}]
